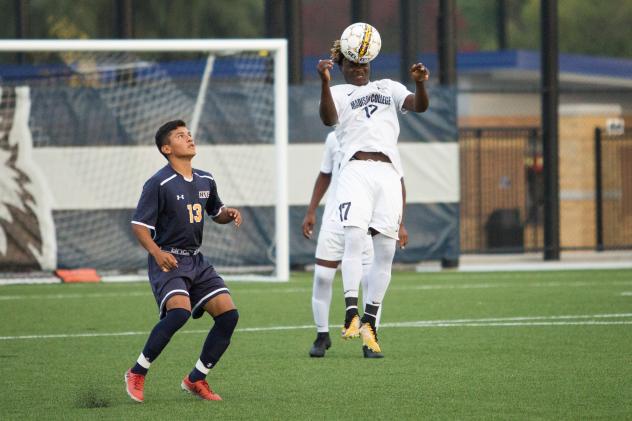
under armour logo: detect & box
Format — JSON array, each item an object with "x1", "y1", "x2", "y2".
[{"x1": 177, "y1": 195, "x2": 184, "y2": 200}]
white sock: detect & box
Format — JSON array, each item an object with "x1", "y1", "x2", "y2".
[
  {"x1": 312, "y1": 265, "x2": 337, "y2": 332},
  {"x1": 361, "y1": 262, "x2": 383, "y2": 329},
  {"x1": 341, "y1": 227, "x2": 366, "y2": 301},
  {"x1": 367, "y1": 234, "x2": 396, "y2": 305},
  {"x1": 137, "y1": 353, "x2": 151, "y2": 369}
]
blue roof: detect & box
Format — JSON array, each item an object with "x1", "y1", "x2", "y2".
[
  {"x1": 1, "y1": 49, "x2": 630, "y2": 82},
  {"x1": 458, "y1": 50, "x2": 632, "y2": 79},
  {"x1": 303, "y1": 49, "x2": 632, "y2": 81}
]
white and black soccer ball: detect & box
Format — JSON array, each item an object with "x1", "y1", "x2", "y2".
[{"x1": 339, "y1": 22, "x2": 382, "y2": 64}]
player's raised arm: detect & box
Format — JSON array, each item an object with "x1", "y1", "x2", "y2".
[
  {"x1": 318, "y1": 59, "x2": 338, "y2": 126},
  {"x1": 213, "y1": 207, "x2": 242, "y2": 227},
  {"x1": 403, "y1": 62, "x2": 430, "y2": 113}
]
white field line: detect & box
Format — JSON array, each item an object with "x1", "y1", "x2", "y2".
[
  {"x1": 2, "y1": 280, "x2": 632, "y2": 301},
  {"x1": 389, "y1": 280, "x2": 632, "y2": 290},
  {"x1": 0, "y1": 291, "x2": 149, "y2": 301},
  {"x1": 1, "y1": 313, "x2": 631, "y2": 341},
  {"x1": 621, "y1": 292, "x2": 632, "y2": 296}
]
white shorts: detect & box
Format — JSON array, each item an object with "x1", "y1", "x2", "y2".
[
  {"x1": 334, "y1": 160, "x2": 402, "y2": 240},
  {"x1": 315, "y1": 229, "x2": 373, "y2": 264}
]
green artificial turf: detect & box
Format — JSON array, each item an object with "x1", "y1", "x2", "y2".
[{"x1": 1, "y1": 269, "x2": 631, "y2": 420}]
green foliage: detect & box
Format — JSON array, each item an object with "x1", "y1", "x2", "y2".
[
  {"x1": 1, "y1": 270, "x2": 631, "y2": 419},
  {"x1": 133, "y1": 0, "x2": 264, "y2": 38},
  {"x1": 457, "y1": 0, "x2": 632, "y2": 58},
  {"x1": 0, "y1": 0, "x2": 16, "y2": 38},
  {"x1": 0, "y1": 0, "x2": 264, "y2": 40}
]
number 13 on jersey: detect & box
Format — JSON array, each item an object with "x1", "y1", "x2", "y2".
[{"x1": 187, "y1": 204, "x2": 203, "y2": 223}]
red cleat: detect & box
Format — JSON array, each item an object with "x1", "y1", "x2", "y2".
[
  {"x1": 181, "y1": 376, "x2": 222, "y2": 401},
  {"x1": 124, "y1": 369, "x2": 145, "y2": 403}
]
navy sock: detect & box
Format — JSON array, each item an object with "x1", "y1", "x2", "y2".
[
  {"x1": 189, "y1": 309, "x2": 239, "y2": 382},
  {"x1": 361, "y1": 303, "x2": 380, "y2": 330},
  {"x1": 344, "y1": 297, "x2": 359, "y2": 323},
  {"x1": 131, "y1": 308, "x2": 190, "y2": 375}
]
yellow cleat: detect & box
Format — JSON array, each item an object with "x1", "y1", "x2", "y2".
[
  {"x1": 341, "y1": 315, "x2": 361, "y2": 339},
  {"x1": 360, "y1": 323, "x2": 381, "y2": 353}
]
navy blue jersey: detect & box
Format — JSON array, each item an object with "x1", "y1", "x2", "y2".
[{"x1": 132, "y1": 165, "x2": 224, "y2": 250}]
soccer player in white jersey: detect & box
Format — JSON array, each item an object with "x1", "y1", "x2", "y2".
[
  {"x1": 316, "y1": 39, "x2": 429, "y2": 354},
  {"x1": 302, "y1": 131, "x2": 408, "y2": 358}
]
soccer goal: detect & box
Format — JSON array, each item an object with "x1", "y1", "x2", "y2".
[{"x1": 0, "y1": 39, "x2": 289, "y2": 281}]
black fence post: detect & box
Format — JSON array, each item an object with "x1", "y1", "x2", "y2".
[
  {"x1": 351, "y1": 0, "x2": 370, "y2": 22},
  {"x1": 438, "y1": 0, "x2": 457, "y2": 86},
  {"x1": 594, "y1": 127, "x2": 604, "y2": 251},
  {"x1": 400, "y1": 0, "x2": 418, "y2": 83},
  {"x1": 541, "y1": 0, "x2": 560, "y2": 260},
  {"x1": 15, "y1": 0, "x2": 29, "y2": 64}
]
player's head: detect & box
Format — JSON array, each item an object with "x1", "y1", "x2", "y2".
[
  {"x1": 330, "y1": 39, "x2": 370, "y2": 86},
  {"x1": 155, "y1": 119, "x2": 196, "y2": 160}
]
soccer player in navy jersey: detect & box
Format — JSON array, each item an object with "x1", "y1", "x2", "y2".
[{"x1": 124, "y1": 120, "x2": 242, "y2": 403}]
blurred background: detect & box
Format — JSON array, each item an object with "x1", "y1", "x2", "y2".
[{"x1": 0, "y1": 0, "x2": 630, "y2": 274}]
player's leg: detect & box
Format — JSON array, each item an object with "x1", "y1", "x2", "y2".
[
  {"x1": 132, "y1": 295, "x2": 192, "y2": 375},
  {"x1": 310, "y1": 259, "x2": 337, "y2": 357},
  {"x1": 309, "y1": 230, "x2": 342, "y2": 357},
  {"x1": 181, "y1": 293, "x2": 236, "y2": 401},
  {"x1": 359, "y1": 232, "x2": 395, "y2": 354},
  {"x1": 336, "y1": 162, "x2": 373, "y2": 339},
  {"x1": 361, "y1": 270, "x2": 383, "y2": 330},
  {"x1": 359, "y1": 164, "x2": 401, "y2": 354},
  {"x1": 182, "y1": 258, "x2": 237, "y2": 400},
  {"x1": 359, "y1": 232, "x2": 380, "y2": 328},
  {"x1": 125, "y1": 263, "x2": 192, "y2": 402},
  {"x1": 341, "y1": 226, "x2": 368, "y2": 338},
  {"x1": 359, "y1": 236, "x2": 384, "y2": 358}
]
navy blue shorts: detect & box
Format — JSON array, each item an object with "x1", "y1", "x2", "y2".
[{"x1": 147, "y1": 252, "x2": 229, "y2": 319}]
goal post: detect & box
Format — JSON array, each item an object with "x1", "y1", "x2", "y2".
[{"x1": 0, "y1": 39, "x2": 289, "y2": 281}]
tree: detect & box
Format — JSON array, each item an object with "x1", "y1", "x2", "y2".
[{"x1": 457, "y1": 0, "x2": 632, "y2": 58}]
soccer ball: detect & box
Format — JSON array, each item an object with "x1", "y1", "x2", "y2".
[{"x1": 339, "y1": 23, "x2": 381, "y2": 64}]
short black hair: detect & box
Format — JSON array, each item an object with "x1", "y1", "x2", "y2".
[{"x1": 155, "y1": 119, "x2": 186, "y2": 158}]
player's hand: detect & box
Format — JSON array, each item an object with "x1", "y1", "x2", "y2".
[
  {"x1": 225, "y1": 207, "x2": 242, "y2": 228},
  {"x1": 410, "y1": 63, "x2": 429, "y2": 82},
  {"x1": 153, "y1": 250, "x2": 178, "y2": 272},
  {"x1": 302, "y1": 212, "x2": 316, "y2": 239},
  {"x1": 398, "y1": 224, "x2": 409, "y2": 249},
  {"x1": 317, "y1": 59, "x2": 333, "y2": 82}
]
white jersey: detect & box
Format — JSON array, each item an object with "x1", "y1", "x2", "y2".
[
  {"x1": 319, "y1": 132, "x2": 344, "y2": 234},
  {"x1": 330, "y1": 79, "x2": 412, "y2": 178}
]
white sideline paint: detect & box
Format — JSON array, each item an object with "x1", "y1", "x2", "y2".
[
  {"x1": 457, "y1": 261, "x2": 632, "y2": 272},
  {"x1": 0, "y1": 291, "x2": 150, "y2": 300},
  {"x1": 0, "y1": 277, "x2": 60, "y2": 286},
  {"x1": 1, "y1": 313, "x2": 631, "y2": 341}
]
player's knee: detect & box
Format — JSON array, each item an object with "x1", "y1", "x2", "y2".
[
  {"x1": 214, "y1": 308, "x2": 239, "y2": 337},
  {"x1": 166, "y1": 308, "x2": 191, "y2": 330},
  {"x1": 314, "y1": 265, "x2": 336, "y2": 287}
]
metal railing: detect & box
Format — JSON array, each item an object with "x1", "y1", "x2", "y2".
[
  {"x1": 459, "y1": 127, "x2": 542, "y2": 253},
  {"x1": 595, "y1": 127, "x2": 632, "y2": 250}
]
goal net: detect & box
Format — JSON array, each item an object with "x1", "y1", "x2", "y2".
[{"x1": 0, "y1": 40, "x2": 288, "y2": 281}]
